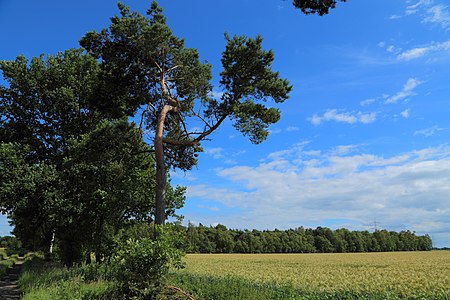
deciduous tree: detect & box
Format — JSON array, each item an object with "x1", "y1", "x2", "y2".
[{"x1": 0, "y1": 49, "x2": 184, "y2": 265}]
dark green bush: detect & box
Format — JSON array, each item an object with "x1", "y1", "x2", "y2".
[{"x1": 110, "y1": 224, "x2": 185, "y2": 299}]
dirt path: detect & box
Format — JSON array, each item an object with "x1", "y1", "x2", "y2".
[{"x1": 0, "y1": 260, "x2": 23, "y2": 300}]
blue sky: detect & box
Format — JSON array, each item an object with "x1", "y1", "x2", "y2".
[{"x1": 1, "y1": 0, "x2": 449, "y2": 247}]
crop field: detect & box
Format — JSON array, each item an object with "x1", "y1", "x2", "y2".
[{"x1": 176, "y1": 251, "x2": 450, "y2": 299}]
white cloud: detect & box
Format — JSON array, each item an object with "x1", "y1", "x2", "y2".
[
  {"x1": 404, "y1": 0, "x2": 432, "y2": 15},
  {"x1": 395, "y1": 1, "x2": 450, "y2": 31},
  {"x1": 232, "y1": 150, "x2": 247, "y2": 157},
  {"x1": 386, "y1": 45, "x2": 401, "y2": 53},
  {"x1": 385, "y1": 78, "x2": 422, "y2": 104},
  {"x1": 310, "y1": 109, "x2": 377, "y2": 125},
  {"x1": 389, "y1": 14, "x2": 402, "y2": 20},
  {"x1": 332, "y1": 145, "x2": 360, "y2": 155},
  {"x1": 414, "y1": 125, "x2": 444, "y2": 136},
  {"x1": 397, "y1": 47, "x2": 430, "y2": 60},
  {"x1": 204, "y1": 147, "x2": 224, "y2": 159},
  {"x1": 268, "y1": 128, "x2": 282, "y2": 134},
  {"x1": 400, "y1": 108, "x2": 411, "y2": 118},
  {"x1": 187, "y1": 144, "x2": 450, "y2": 246},
  {"x1": 397, "y1": 40, "x2": 450, "y2": 61},
  {"x1": 224, "y1": 159, "x2": 237, "y2": 165},
  {"x1": 197, "y1": 205, "x2": 220, "y2": 212},
  {"x1": 170, "y1": 170, "x2": 197, "y2": 182},
  {"x1": 360, "y1": 98, "x2": 377, "y2": 106},
  {"x1": 286, "y1": 126, "x2": 299, "y2": 132},
  {"x1": 359, "y1": 112, "x2": 377, "y2": 124},
  {"x1": 406, "y1": 0, "x2": 432, "y2": 12},
  {"x1": 424, "y1": 5, "x2": 450, "y2": 28}
]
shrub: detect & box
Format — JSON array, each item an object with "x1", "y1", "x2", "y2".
[
  {"x1": 110, "y1": 224, "x2": 185, "y2": 299},
  {"x1": 0, "y1": 249, "x2": 7, "y2": 260}
]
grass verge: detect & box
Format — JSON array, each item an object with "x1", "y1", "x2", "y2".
[{"x1": 18, "y1": 257, "x2": 115, "y2": 300}]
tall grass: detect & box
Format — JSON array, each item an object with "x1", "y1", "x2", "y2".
[
  {"x1": 0, "y1": 248, "x2": 18, "y2": 277},
  {"x1": 18, "y1": 257, "x2": 115, "y2": 300}
]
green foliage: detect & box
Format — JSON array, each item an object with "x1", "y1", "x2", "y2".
[
  {"x1": 0, "y1": 47, "x2": 185, "y2": 265},
  {"x1": 0, "y1": 258, "x2": 14, "y2": 277},
  {"x1": 80, "y1": 1, "x2": 292, "y2": 225},
  {"x1": 0, "y1": 235, "x2": 29, "y2": 256},
  {"x1": 60, "y1": 120, "x2": 184, "y2": 262},
  {"x1": 17, "y1": 225, "x2": 186, "y2": 299},
  {"x1": 0, "y1": 143, "x2": 60, "y2": 253},
  {"x1": 219, "y1": 34, "x2": 292, "y2": 144},
  {"x1": 18, "y1": 257, "x2": 114, "y2": 300},
  {"x1": 0, "y1": 49, "x2": 105, "y2": 261},
  {"x1": 110, "y1": 224, "x2": 185, "y2": 299},
  {"x1": 183, "y1": 224, "x2": 433, "y2": 254},
  {"x1": 292, "y1": 0, "x2": 347, "y2": 16},
  {"x1": 80, "y1": 1, "x2": 213, "y2": 172}
]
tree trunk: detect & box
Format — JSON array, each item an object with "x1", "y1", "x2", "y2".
[
  {"x1": 85, "y1": 247, "x2": 92, "y2": 264},
  {"x1": 45, "y1": 230, "x2": 56, "y2": 261},
  {"x1": 154, "y1": 104, "x2": 174, "y2": 225}
]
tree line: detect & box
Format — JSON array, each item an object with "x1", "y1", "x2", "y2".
[{"x1": 182, "y1": 224, "x2": 433, "y2": 253}]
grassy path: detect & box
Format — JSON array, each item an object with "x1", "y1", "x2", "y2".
[{"x1": 0, "y1": 260, "x2": 23, "y2": 300}]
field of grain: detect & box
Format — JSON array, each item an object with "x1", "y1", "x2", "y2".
[{"x1": 179, "y1": 251, "x2": 450, "y2": 299}]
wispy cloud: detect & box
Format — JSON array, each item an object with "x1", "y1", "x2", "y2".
[
  {"x1": 204, "y1": 147, "x2": 224, "y2": 159},
  {"x1": 406, "y1": 0, "x2": 432, "y2": 15},
  {"x1": 286, "y1": 126, "x2": 300, "y2": 132},
  {"x1": 397, "y1": 40, "x2": 450, "y2": 60},
  {"x1": 331, "y1": 144, "x2": 360, "y2": 155},
  {"x1": 398, "y1": 47, "x2": 429, "y2": 60},
  {"x1": 310, "y1": 109, "x2": 377, "y2": 125},
  {"x1": 197, "y1": 204, "x2": 220, "y2": 212},
  {"x1": 390, "y1": 0, "x2": 432, "y2": 18},
  {"x1": 389, "y1": 14, "x2": 403, "y2": 20},
  {"x1": 414, "y1": 125, "x2": 444, "y2": 136},
  {"x1": 385, "y1": 78, "x2": 422, "y2": 104},
  {"x1": 360, "y1": 98, "x2": 377, "y2": 106},
  {"x1": 424, "y1": 5, "x2": 450, "y2": 28},
  {"x1": 400, "y1": 108, "x2": 411, "y2": 118},
  {"x1": 392, "y1": 1, "x2": 450, "y2": 30}
]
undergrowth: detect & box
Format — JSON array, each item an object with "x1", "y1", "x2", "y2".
[{"x1": 18, "y1": 257, "x2": 116, "y2": 300}]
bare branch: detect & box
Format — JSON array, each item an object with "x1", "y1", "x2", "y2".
[
  {"x1": 139, "y1": 103, "x2": 157, "y2": 132},
  {"x1": 164, "y1": 285, "x2": 195, "y2": 300},
  {"x1": 166, "y1": 65, "x2": 182, "y2": 73},
  {"x1": 190, "y1": 108, "x2": 212, "y2": 130},
  {"x1": 163, "y1": 114, "x2": 227, "y2": 147},
  {"x1": 150, "y1": 57, "x2": 163, "y2": 73},
  {"x1": 177, "y1": 112, "x2": 190, "y2": 138}
]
